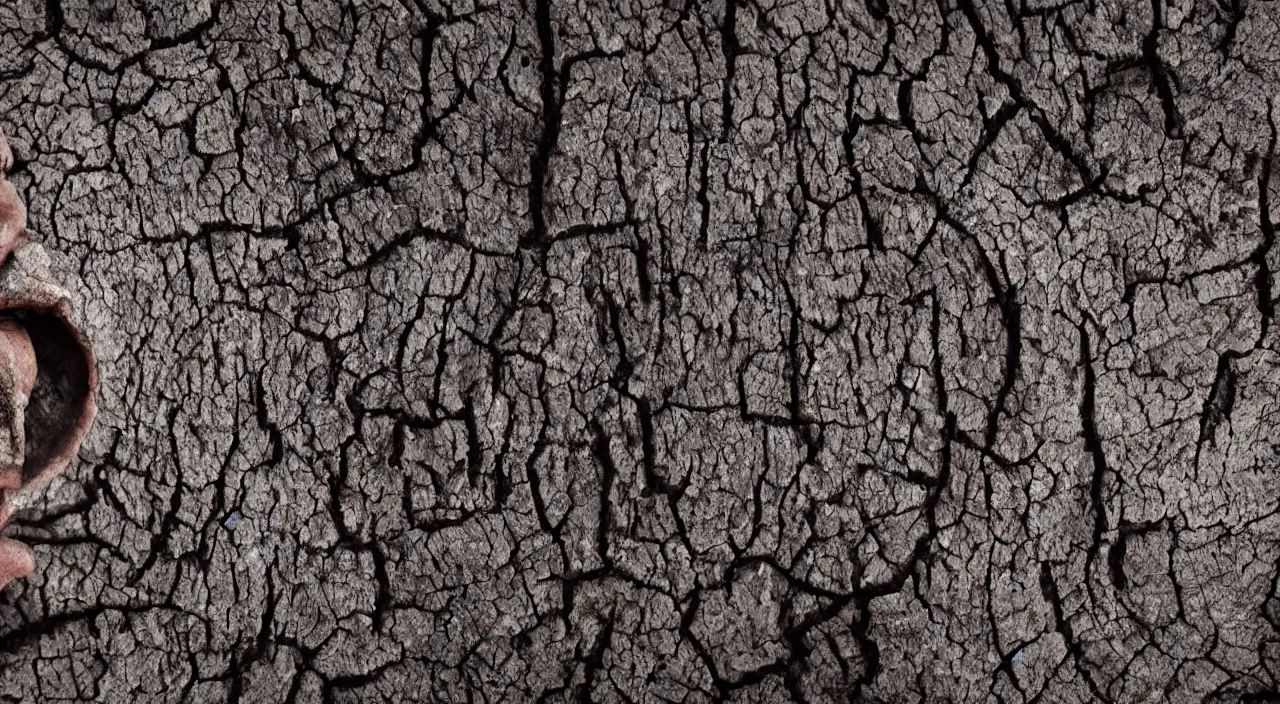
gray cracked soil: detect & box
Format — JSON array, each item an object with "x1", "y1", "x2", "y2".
[{"x1": 2, "y1": 0, "x2": 1280, "y2": 702}]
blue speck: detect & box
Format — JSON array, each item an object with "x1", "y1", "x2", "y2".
[
  {"x1": 1012, "y1": 649, "x2": 1025, "y2": 665},
  {"x1": 223, "y1": 511, "x2": 241, "y2": 529}
]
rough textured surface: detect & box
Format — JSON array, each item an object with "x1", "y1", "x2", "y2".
[
  {"x1": 2, "y1": 0, "x2": 1280, "y2": 701},
  {"x1": 0, "y1": 123, "x2": 98, "y2": 594}
]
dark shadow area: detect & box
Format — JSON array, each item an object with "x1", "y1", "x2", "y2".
[{"x1": 5, "y1": 310, "x2": 91, "y2": 485}]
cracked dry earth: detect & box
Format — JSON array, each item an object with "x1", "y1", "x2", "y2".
[{"x1": 7, "y1": 0, "x2": 1280, "y2": 702}]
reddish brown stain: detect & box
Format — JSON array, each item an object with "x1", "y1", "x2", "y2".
[{"x1": 0, "y1": 128, "x2": 96, "y2": 591}]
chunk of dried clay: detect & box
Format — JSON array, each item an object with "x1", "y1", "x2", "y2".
[{"x1": 0, "y1": 128, "x2": 96, "y2": 591}]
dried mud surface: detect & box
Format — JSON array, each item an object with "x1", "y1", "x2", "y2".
[{"x1": 3, "y1": 0, "x2": 1280, "y2": 701}]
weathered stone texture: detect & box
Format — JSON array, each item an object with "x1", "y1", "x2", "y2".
[{"x1": 4, "y1": 0, "x2": 1280, "y2": 701}]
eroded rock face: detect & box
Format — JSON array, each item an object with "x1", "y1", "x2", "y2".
[{"x1": 4, "y1": 1, "x2": 1280, "y2": 702}]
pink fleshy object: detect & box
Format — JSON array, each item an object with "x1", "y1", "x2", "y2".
[{"x1": 0, "y1": 128, "x2": 97, "y2": 591}]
